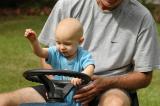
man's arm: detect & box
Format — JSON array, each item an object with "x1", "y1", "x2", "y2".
[
  {"x1": 102, "y1": 71, "x2": 152, "y2": 90},
  {"x1": 40, "y1": 58, "x2": 53, "y2": 69},
  {"x1": 74, "y1": 71, "x2": 152, "y2": 104}
]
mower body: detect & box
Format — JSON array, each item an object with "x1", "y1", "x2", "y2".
[{"x1": 20, "y1": 102, "x2": 69, "y2": 106}]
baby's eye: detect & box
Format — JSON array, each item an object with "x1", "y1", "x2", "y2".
[
  {"x1": 64, "y1": 43, "x2": 72, "y2": 46},
  {"x1": 56, "y1": 41, "x2": 60, "y2": 45}
]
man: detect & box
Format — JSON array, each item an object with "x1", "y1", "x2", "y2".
[{"x1": 0, "y1": 0, "x2": 159, "y2": 106}]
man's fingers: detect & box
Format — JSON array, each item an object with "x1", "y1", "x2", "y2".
[
  {"x1": 74, "y1": 84, "x2": 96, "y2": 100},
  {"x1": 73, "y1": 80, "x2": 99, "y2": 104},
  {"x1": 91, "y1": 75, "x2": 99, "y2": 80},
  {"x1": 81, "y1": 96, "x2": 95, "y2": 105},
  {"x1": 75, "y1": 83, "x2": 94, "y2": 94},
  {"x1": 76, "y1": 93, "x2": 95, "y2": 103}
]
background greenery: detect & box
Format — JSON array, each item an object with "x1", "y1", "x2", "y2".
[
  {"x1": 0, "y1": 15, "x2": 160, "y2": 106},
  {"x1": 0, "y1": 16, "x2": 46, "y2": 91},
  {"x1": 0, "y1": 0, "x2": 159, "y2": 22},
  {"x1": 0, "y1": 0, "x2": 58, "y2": 8}
]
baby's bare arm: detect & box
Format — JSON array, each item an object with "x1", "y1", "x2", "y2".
[
  {"x1": 82, "y1": 64, "x2": 94, "y2": 77},
  {"x1": 71, "y1": 65, "x2": 94, "y2": 86},
  {"x1": 24, "y1": 29, "x2": 48, "y2": 58}
]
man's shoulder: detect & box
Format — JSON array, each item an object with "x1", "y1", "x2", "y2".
[
  {"x1": 120, "y1": 0, "x2": 153, "y2": 24},
  {"x1": 126, "y1": 0, "x2": 151, "y2": 17}
]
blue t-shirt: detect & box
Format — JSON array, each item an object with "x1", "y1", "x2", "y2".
[
  {"x1": 39, "y1": 0, "x2": 160, "y2": 75},
  {"x1": 46, "y1": 46, "x2": 94, "y2": 105},
  {"x1": 46, "y1": 46, "x2": 94, "y2": 73}
]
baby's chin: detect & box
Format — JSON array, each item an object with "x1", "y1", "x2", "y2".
[
  {"x1": 65, "y1": 54, "x2": 75, "y2": 59},
  {"x1": 61, "y1": 52, "x2": 70, "y2": 57},
  {"x1": 60, "y1": 52, "x2": 76, "y2": 59}
]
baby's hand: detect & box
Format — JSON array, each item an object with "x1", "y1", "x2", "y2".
[
  {"x1": 71, "y1": 78, "x2": 82, "y2": 86},
  {"x1": 24, "y1": 29, "x2": 37, "y2": 42}
]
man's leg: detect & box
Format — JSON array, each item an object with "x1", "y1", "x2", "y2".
[
  {"x1": 99, "y1": 88, "x2": 131, "y2": 106},
  {"x1": 0, "y1": 86, "x2": 46, "y2": 106}
]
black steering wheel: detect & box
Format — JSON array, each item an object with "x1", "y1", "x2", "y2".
[{"x1": 23, "y1": 69, "x2": 91, "y2": 102}]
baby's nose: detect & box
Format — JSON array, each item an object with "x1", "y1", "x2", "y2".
[{"x1": 60, "y1": 44, "x2": 66, "y2": 50}]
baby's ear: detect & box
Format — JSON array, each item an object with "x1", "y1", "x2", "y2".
[{"x1": 79, "y1": 36, "x2": 84, "y2": 44}]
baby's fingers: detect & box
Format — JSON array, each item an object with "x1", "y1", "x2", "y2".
[
  {"x1": 24, "y1": 29, "x2": 36, "y2": 37},
  {"x1": 71, "y1": 78, "x2": 82, "y2": 86},
  {"x1": 76, "y1": 79, "x2": 82, "y2": 85}
]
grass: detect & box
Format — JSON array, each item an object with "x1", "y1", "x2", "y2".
[
  {"x1": 137, "y1": 23, "x2": 160, "y2": 106},
  {"x1": 0, "y1": 15, "x2": 160, "y2": 106},
  {"x1": 0, "y1": 15, "x2": 47, "y2": 91}
]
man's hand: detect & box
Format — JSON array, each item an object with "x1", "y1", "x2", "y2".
[
  {"x1": 73, "y1": 71, "x2": 152, "y2": 105},
  {"x1": 24, "y1": 29, "x2": 37, "y2": 42},
  {"x1": 73, "y1": 75, "x2": 107, "y2": 105}
]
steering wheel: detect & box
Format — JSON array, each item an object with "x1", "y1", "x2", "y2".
[{"x1": 23, "y1": 69, "x2": 91, "y2": 102}]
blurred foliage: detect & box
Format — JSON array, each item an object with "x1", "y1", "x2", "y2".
[
  {"x1": 0, "y1": 0, "x2": 58, "y2": 16},
  {"x1": 0, "y1": 0, "x2": 58, "y2": 8},
  {"x1": 0, "y1": 0, "x2": 159, "y2": 23},
  {"x1": 138, "y1": 0, "x2": 160, "y2": 23},
  {"x1": 139, "y1": 0, "x2": 146, "y2": 4}
]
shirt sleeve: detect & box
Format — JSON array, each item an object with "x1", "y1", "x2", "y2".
[
  {"x1": 133, "y1": 13, "x2": 160, "y2": 72},
  {"x1": 38, "y1": 0, "x2": 64, "y2": 46},
  {"x1": 80, "y1": 50, "x2": 95, "y2": 70},
  {"x1": 46, "y1": 46, "x2": 57, "y2": 66}
]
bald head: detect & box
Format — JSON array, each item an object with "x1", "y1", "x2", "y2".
[{"x1": 55, "y1": 18, "x2": 83, "y2": 41}]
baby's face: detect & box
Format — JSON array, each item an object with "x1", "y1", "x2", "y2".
[
  {"x1": 55, "y1": 18, "x2": 83, "y2": 59},
  {"x1": 55, "y1": 34, "x2": 79, "y2": 59}
]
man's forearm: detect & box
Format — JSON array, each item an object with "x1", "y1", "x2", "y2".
[
  {"x1": 40, "y1": 58, "x2": 52, "y2": 69},
  {"x1": 104, "y1": 71, "x2": 152, "y2": 91}
]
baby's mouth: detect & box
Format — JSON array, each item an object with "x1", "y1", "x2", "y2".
[{"x1": 61, "y1": 52, "x2": 68, "y2": 56}]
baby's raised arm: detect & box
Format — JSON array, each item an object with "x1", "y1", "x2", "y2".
[
  {"x1": 24, "y1": 29, "x2": 37, "y2": 42},
  {"x1": 24, "y1": 29, "x2": 48, "y2": 59}
]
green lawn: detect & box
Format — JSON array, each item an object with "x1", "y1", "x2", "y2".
[
  {"x1": 0, "y1": 15, "x2": 47, "y2": 91},
  {"x1": 0, "y1": 15, "x2": 160, "y2": 106}
]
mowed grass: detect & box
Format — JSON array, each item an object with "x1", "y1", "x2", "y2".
[
  {"x1": 0, "y1": 15, "x2": 160, "y2": 106},
  {"x1": 0, "y1": 15, "x2": 48, "y2": 91},
  {"x1": 138, "y1": 23, "x2": 160, "y2": 106}
]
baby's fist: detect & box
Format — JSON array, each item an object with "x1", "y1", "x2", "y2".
[
  {"x1": 71, "y1": 78, "x2": 82, "y2": 86},
  {"x1": 24, "y1": 29, "x2": 36, "y2": 41}
]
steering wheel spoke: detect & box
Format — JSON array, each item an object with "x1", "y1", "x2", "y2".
[{"x1": 23, "y1": 69, "x2": 91, "y2": 102}]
